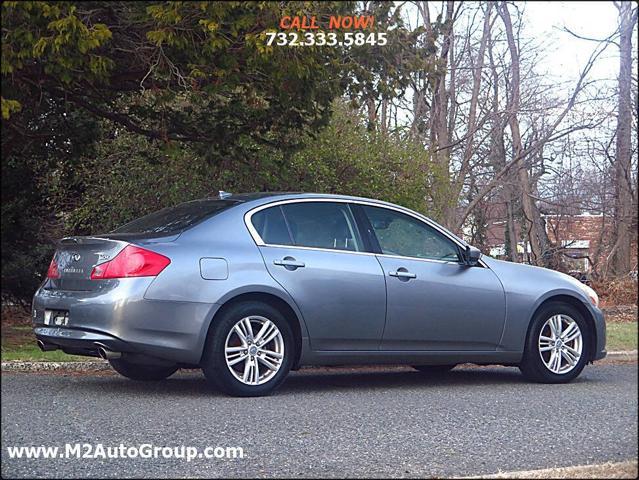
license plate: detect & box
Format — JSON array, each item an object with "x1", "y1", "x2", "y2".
[{"x1": 44, "y1": 310, "x2": 69, "y2": 326}]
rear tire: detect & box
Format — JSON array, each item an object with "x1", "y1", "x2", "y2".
[
  {"x1": 412, "y1": 364, "x2": 456, "y2": 374},
  {"x1": 109, "y1": 358, "x2": 178, "y2": 381},
  {"x1": 202, "y1": 301, "x2": 294, "y2": 397},
  {"x1": 519, "y1": 301, "x2": 590, "y2": 383}
]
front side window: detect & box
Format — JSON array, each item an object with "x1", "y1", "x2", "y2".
[
  {"x1": 279, "y1": 202, "x2": 362, "y2": 252},
  {"x1": 362, "y1": 205, "x2": 460, "y2": 262}
]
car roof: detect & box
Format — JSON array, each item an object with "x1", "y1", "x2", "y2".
[
  {"x1": 215, "y1": 191, "x2": 397, "y2": 207},
  {"x1": 214, "y1": 192, "x2": 441, "y2": 221}
]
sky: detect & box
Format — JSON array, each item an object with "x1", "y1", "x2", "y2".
[
  {"x1": 396, "y1": 1, "x2": 635, "y2": 124},
  {"x1": 522, "y1": 1, "x2": 623, "y2": 83},
  {"x1": 393, "y1": 1, "x2": 636, "y2": 193}
]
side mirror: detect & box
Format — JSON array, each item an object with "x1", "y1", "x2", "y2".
[{"x1": 463, "y1": 245, "x2": 482, "y2": 267}]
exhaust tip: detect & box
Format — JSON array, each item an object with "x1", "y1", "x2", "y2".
[
  {"x1": 37, "y1": 340, "x2": 58, "y2": 352},
  {"x1": 96, "y1": 345, "x2": 121, "y2": 360}
]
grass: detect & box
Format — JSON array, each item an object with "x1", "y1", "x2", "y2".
[
  {"x1": 1, "y1": 344, "x2": 88, "y2": 362},
  {"x1": 1, "y1": 322, "x2": 87, "y2": 362},
  {"x1": 606, "y1": 322, "x2": 638, "y2": 351}
]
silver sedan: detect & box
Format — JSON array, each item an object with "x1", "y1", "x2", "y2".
[{"x1": 33, "y1": 193, "x2": 606, "y2": 396}]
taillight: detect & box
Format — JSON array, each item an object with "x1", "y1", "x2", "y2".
[
  {"x1": 46, "y1": 257, "x2": 60, "y2": 279},
  {"x1": 90, "y1": 245, "x2": 170, "y2": 280}
]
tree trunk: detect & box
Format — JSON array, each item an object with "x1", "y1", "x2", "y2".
[
  {"x1": 611, "y1": 1, "x2": 636, "y2": 275},
  {"x1": 498, "y1": 2, "x2": 550, "y2": 266},
  {"x1": 487, "y1": 28, "x2": 519, "y2": 262},
  {"x1": 380, "y1": 98, "x2": 388, "y2": 135},
  {"x1": 449, "y1": 3, "x2": 493, "y2": 229},
  {"x1": 366, "y1": 97, "x2": 377, "y2": 132},
  {"x1": 426, "y1": 0, "x2": 455, "y2": 225}
]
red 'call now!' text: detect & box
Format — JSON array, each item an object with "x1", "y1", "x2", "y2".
[{"x1": 279, "y1": 16, "x2": 375, "y2": 30}]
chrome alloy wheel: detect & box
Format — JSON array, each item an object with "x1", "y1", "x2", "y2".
[
  {"x1": 224, "y1": 316, "x2": 284, "y2": 386},
  {"x1": 538, "y1": 314, "x2": 583, "y2": 374}
]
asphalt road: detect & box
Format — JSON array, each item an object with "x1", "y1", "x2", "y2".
[{"x1": 1, "y1": 364, "x2": 637, "y2": 478}]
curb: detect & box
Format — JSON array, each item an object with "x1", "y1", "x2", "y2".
[
  {"x1": 460, "y1": 459, "x2": 638, "y2": 479},
  {"x1": 607, "y1": 349, "x2": 638, "y2": 361},
  {"x1": 2, "y1": 351, "x2": 637, "y2": 373}
]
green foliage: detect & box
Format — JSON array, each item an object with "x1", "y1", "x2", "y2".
[
  {"x1": 0, "y1": 0, "x2": 354, "y2": 304},
  {"x1": 1, "y1": 1, "x2": 354, "y2": 156},
  {"x1": 2, "y1": 2, "x2": 113, "y2": 90},
  {"x1": 342, "y1": 2, "x2": 436, "y2": 129},
  {"x1": 1, "y1": 96, "x2": 100, "y2": 303},
  {"x1": 63, "y1": 135, "x2": 218, "y2": 234},
  {"x1": 61, "y1": 102, "x2": 437, "y2": 237},
  {"x1": 1, "y1": 98, "x2": 21, "y2": 119},
  {"x1": 287, "y1": 102, "x2": 434, "y2": 213}
]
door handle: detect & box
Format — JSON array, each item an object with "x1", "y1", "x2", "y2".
[
  {"x1": 389, "y1": 269, "x2": 416, "y2": 279},
  {"x1": 273, "y1": 257, "x2": 305, "y2": 270}
]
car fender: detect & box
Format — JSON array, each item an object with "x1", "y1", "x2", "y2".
[{"x1": 212, "y1": 283, "x2": 311, "y2": 342}]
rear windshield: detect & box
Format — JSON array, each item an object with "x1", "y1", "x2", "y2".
[{"x1": 111, "y1": 199, "x2": 239, "y2": 235}]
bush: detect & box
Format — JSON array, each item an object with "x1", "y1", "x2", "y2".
[
  {"x1": 592, "y1": 276, "x2": 639, "y2": 307},
  {"x1": 66, "y1": 101, "x2": 440, "y2": 234},
  {"x1": 287, "y1": 101, "x2": 439, "y2": 215}
]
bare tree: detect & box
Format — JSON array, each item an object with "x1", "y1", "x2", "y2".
[
  {"x1": 611, "y1": 1, "x2": 638, "y2": 275},
  {"x1": 496, "y1": 2, "x2": 552, "y2": 265},
  {"x1": 365, "y1": 1, "x2": 633, "y2": 274},
  {"x1": 486, "y1": 23, "x2": 519, "y2": 261}
]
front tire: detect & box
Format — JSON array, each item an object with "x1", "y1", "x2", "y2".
[
  {"x1": 519, "y1": 302, "x2": 590, "y2": 383},
  {"x1": 109, "y1": 358, "x2": 178, "y2": 381},
  {"x1": 202, "y1": 301, "x2": 294, "y2": 397}
]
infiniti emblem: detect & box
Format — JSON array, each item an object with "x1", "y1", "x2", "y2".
[{"x1": 71, "y1": 253, "x2": 81, "y2": 262}]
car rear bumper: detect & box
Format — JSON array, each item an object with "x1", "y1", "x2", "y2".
[{"x1": 32, "y1": 278, "x2": 220, "y2": 364}]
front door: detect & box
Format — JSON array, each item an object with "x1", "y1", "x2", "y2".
[{"x1": 360, "y1": 205, "x2": 506, "y2": 351}]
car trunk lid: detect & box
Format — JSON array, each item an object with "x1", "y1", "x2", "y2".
[{"x1": 47, "y1": 237, "x2": 127, "y2": 291}]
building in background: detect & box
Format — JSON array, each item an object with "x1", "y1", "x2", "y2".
[
  {"x1": 476, "y1": 208, "x2": 636, "y2": 277},
  {"x1": 544, "y1": 213, "x2": 611, "y2": 274}
]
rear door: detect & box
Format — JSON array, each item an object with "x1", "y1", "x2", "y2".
[
  {"x1": 360, "y1": 204, "x2": 506, "y2": 351},
  {"x1": 249, "y1": 201, "x2": 387, "y2": 351}
]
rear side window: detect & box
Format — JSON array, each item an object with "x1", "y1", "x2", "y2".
[
  {"x1": 251, "y1": 206, "x2": 293, "y2": 245},
  {"x1": 280, "y1": 202, "x2": 362, "y2": 252},
  {"x1": 111, "y1": 199, "x2": 238, "y2": 235}
]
